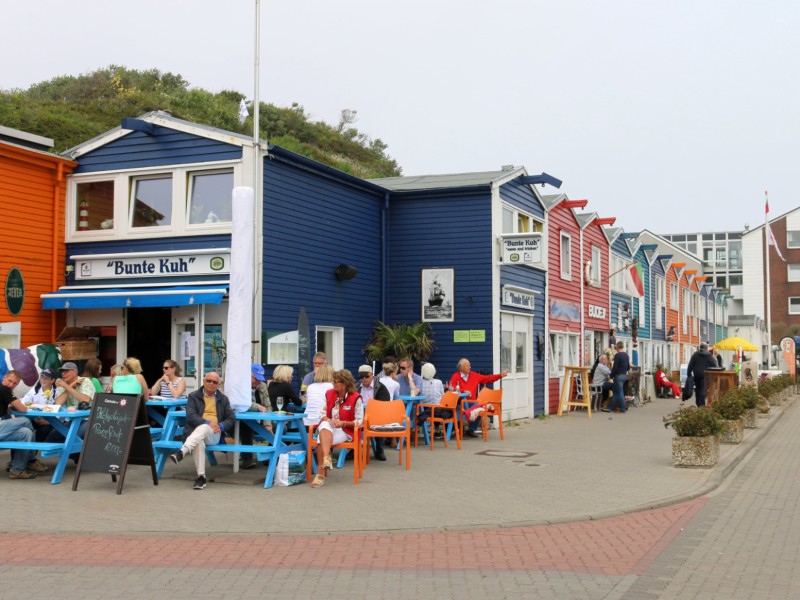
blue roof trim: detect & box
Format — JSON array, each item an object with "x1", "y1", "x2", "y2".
[{"x1": 41, "y1": 285, "x2": 228, "y2": 310}]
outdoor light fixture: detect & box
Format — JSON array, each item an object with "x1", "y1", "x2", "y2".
[{"x1": 334, "y1": 264, "x2": 358, "y2": 281}]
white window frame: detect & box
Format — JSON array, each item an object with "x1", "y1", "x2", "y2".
[
  {"x1": 315, "y1": 326, "x2": 344, "y2": 369},
  {"x1": 560, "y1": 232, "x2": 572, "y2": 280},
  {"x1": 655, "y1": 276, "x2": 665, "y2": 329},
  {"x1": 591, "y1": 246, "x2": 601, "y2": 285},
  {"x1": 610, "y1": 254, "x2": 626, "y2": 293},
  {"x1": 548, "y1": 331, "x2": 579, "y2": 377},
  {"x1": 790, "y1": 297, "x2": 800, "y2": 315},
  {"x1": 501, "y1": 203, "x2": 543, "y2": 234},
  {"x1": 788, "y1": 265, "x2": 800, "y2": 282},
  {"x1": 129, "y1": 173, "x2": 175, "y2": 230},
  {"x1": 66, "y1": 160, "x2": 240, "y2": 242},
  {"x1": 670, "y1": 282, "x2": 679, "y2": 310},
  {"x1": 787, "y1": 231, "x2": 800, "y2": 249}
]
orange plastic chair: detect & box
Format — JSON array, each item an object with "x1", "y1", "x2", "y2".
[
  {"x1": 306, "y1": 423, "x2": 364, "y2": 485},
  {"x1": 462, "y1": 388, "x2": 504, "y2": 442},
  {"x1": 415, "y1": 391, "x2": 461, "y2": 450},
  {"x1": 362, "y1": 400, "x2": 411, "y2": 471}
]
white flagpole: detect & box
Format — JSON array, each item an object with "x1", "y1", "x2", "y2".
[
  {"x1": 765, "y1": 190, "x2": 773, "y2": 369},
  {"x1": 251, "y1": 0, "x2": 263, "y2": 363}
]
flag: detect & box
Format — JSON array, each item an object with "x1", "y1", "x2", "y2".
[
  {"x1": 626, "y1": 261, "x2": 644, "y2": 298},
  {"x1": 238, "y1": 99, "x2": 248, "y2": 124},
  {"x1": 767, "y1": 221, "x2": 786, "y2": 261}
]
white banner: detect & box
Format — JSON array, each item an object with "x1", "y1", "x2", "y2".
[
  {"x1": 502, "y1": 234, "x2": 542, "y2": 265},
  {"x1": 76, "y1": 251, "x2": 230, "y2": 280}
]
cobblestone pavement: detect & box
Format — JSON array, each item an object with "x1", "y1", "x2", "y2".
[{"x1": 0, "y1": 397, "x2": 796, "y2": 599}]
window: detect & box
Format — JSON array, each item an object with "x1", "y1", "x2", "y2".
[
  {"x1": 502, "y1": 207, "x2": 514, "y2": 234},
  {"x1": 729, "y1": 241, "x2": 742, "y2": 269},
  {"x1": 789, "y1": 265, "x2": 800, "y2": 282},
  {"x1": 716, "y1": 275, "x2": 727, "y2": 289},
  {"x1": 560, "y1": 232, "x2": 572, "y2": 279},
  {"x1": 789, "y1": 231, "x2": 800, "y2": 249},
  {"x1": 591, "y1": 246, "x2": 601, "y2": 284},
  {"x1": 75, "y1": 180, "x2": 114, "y2": 231},
  {"x1": 548, "y1": 332, "x2": 579, "y2": 376},
  {"x1": 611, "y1": 255, "x2": 627, "y2": 292},
  {"x1": 729, "y1": 274, "x2": 743, "y2": 286},
  {"x1": 670, "y1": 282, "x2": 679, "y2": 310},
  {"x1": 501, "y1": 205, "x2": 542, "y2": 234},
  {"x1": 655, "y1": 276, "x2": 665, "y2": 329},
  {"x1": 188, "y1": 171, "x2": 234, "y2": 224},
  {"x1": 131, "y1": 176, "x2": 172, "y2": 228},
  {"x1": 790, "y1": 297, "x2": 800, "y2": 315}
]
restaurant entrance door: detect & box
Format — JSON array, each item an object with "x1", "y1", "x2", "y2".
[{"x1": 500, "y1": 312, "x2": 532, "y2": 420}]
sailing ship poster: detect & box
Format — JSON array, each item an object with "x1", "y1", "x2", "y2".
[{"x1": 421, "y1": 268, "x2": 455, "y2": 322}]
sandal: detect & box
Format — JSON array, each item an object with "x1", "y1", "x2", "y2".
[
  {"x1": 322, "y1": 455, "x2": 333, "y2": 475},
  {"x1": 311, "y1": 473, "x2": 326, "y2": 488}
]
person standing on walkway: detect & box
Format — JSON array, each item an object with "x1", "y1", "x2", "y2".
[
  {"x1": 606, "y1": 341, "x2": 630, "y2": 413},
  {"x1": 687, "y1": 342, "x2": 719, "y2": 407},
  {"x1": 170, "y1": 371, "x2": 235, "y2": 490}
]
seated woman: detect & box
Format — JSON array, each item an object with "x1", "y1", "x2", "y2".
[
  {"x1": 150, "y1": 359, "x2": 187, "y2": 398},
  {"x1": 112, "y1": 357, "x2": 149, "y2": 402},
  {"x1": 82, "y1": 358, "x2": 104, "y2": 395},
  {"x1": 655, "y1": 365, "x2": 680, "y2": 397},
  {"x1": 416, "y1": 363, "x2": 449, "y2": 436},
  {"x1": 267, "y1": 365, "x2": 303, "y2": 413},
  {"x1": 310, "y1": 369, "x2": 363, "y2": 488},
  {"x1": 304, "y1": 365, "x2": 335, "y2": 427}
]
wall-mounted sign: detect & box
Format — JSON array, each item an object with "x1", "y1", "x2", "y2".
[
  {"x1": 421, "y1": 267, "x2": 455, "y2": 323},
  {"x1": 74, "y1": 250, "x2": 231, "y2": 280},
  {"x1": 5, "y1": 267, "x2": 25, "y2": 316},
  {"x1": 502, "y1": 233, "x2": 542, "y2": 265},
  {"x1": 587, "y1": 304, "x2": 607, "y2": 319},
  {"x1": 502, "y1": 286, "x2": 535, "y2": 310},
  {"x1": 549, "y1": 298, "x2": 580, "y2": 323},
  {"x1": 453, "y1": 330, "x2": 486, "y2": 342}
]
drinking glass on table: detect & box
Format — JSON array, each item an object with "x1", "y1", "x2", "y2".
[{"x1": 276, "y1": 396, "x2": 284, "y2": 413}]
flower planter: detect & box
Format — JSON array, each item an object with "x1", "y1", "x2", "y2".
[
  {"x1": 672, "y1": 435, "x2": 719, "y2": 467},
  {"x1": 743, "y1": 408, "x2": 758, "y2": 429},
  {"x1": 720, "y1": 418, "x2": 744, "y2": 444}
]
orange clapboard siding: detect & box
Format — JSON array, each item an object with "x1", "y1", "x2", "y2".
[{"x1": 0, "y1": 142, "x2": 76, "y2": 347}]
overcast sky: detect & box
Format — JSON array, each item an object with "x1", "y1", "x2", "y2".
[{"x1": 3, "y1": 0, "x2": 798, "y2": 233}]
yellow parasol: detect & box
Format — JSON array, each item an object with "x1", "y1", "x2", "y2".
[{"x1": 713, "y1": 336, "x2": 758, "y2": 352}]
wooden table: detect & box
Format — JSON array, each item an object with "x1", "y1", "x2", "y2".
[
  {"x1": 706, "y1": 370, "x2": 738, "y2": 406},
  {"x1": 557, "y1": 366, "x2": 592, "y2": 418}
]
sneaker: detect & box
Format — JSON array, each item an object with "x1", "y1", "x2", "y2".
[
  {"x1": 433, "y1": 431, "x2": 445, "y2": 440},
  {"x1": 5, "y1": 461, "x2": 10, "y2": 473},
  {"x1": 170, "y1": 450, "x2": 184, "y2": 464},
  {"x1": 193, "y1": 475, "x2": 207, "y2": 490},
  {"x1": 374, "y1": 451, "x2": 387, "y2": 462},
  {"x1": 9, "y1": 470, "x2": 36, "y2": 479},
  {"x1": 240, "y1": 459, "x2": 256, "y2": 470},
  {"x1": 26, "y1": 460, "x2": 48, "y2": 473},
  {"x1": 464, "y1": 429, "x2": 479, "y2": 439},
  {"x1": 601, "y1": 407, "x2": 611, "y2": 413},
  {"x1": 469, "y1": 407, "x2": 485, "y2": 422}
]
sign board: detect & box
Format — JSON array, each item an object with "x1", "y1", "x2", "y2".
[
  {"x1": 587, "y1": 304, "x2": 607, "y2": 319},
  {"x1": 454, "y1": 330, "x2": 470, "y2": 342},
  {"x1": 780, "y1": 337, "x2": 796, "y2": 378},
  {"x1": 73, "y1": 393, "x2": 157, "y2": 494},
  {"x1": 502, "y1": 286, "x2": 535, "y2": 310},
  {"x1": 502, "y1": 234, "x2": 542, "y2": 265},
  {"x1": 5, "y1": 267, "x2": 24, "y2": 316},
  {"x1": 75, "y1": 250, "x2": 231, "y2": 280}
]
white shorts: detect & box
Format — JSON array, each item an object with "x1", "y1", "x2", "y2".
[{"x1": 317, "y1": 421, "x2": 351, "y2": 445}]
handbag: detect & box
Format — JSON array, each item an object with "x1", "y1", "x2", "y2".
[
  {"x1": 275, "y1": 450, "x2": 306, "y2": 486},
  {"x1": 682, "y1": 375, "x2": 695, "y2": 401}
]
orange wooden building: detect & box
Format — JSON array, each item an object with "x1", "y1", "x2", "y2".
[{"x1": 0, "y1": 127, "x2": 76, "y2": 348}]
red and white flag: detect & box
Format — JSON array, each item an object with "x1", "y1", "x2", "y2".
[
  {"x1": 625, "y1": 261, "x2": 644, "y2": 298},
  {"x1": 765, "y1": 191, "x2": 786, "y2": 262}
]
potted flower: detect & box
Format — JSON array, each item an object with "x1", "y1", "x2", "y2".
[
  {"x1": 712, "y1": 390, "x2": 746, "y2": 443},
  {"x1": 760, "y1": 378, "x2": 781, "y2": 406},
  {"x1": 663, "y1": 407, "x2": 727, "y2": 467},
  {"x1": 738, "y1": 386, "x2": 760, "y2": 428}
]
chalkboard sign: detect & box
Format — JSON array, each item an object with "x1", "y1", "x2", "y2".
[{"x1": 73, "y1": 393, "x2": 157, "y2": 494}]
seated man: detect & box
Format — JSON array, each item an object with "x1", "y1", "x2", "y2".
[
  {"x1": 592, "y1": 355, "x2": 614, "y2": 410},
  {"x1": 655, "y1": 365, "x2": 681, "y2": 397},
  {"x1": 170, "y1": 372, "x2": 235, "y2": 490},
  {"x1": 45, "y1": 361, "x2": 97, "y2": 448},
  {"x1": 0, "y1": 370, "x2": 45, "y2": 478}
]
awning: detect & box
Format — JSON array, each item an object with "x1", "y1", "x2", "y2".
[{"x1": 41, "y1": 285, "x2": 228, "y2": 310}]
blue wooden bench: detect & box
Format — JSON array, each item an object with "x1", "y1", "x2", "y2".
[
  {"x1": 0, "y1": 441, "x2": 65, "y2": 458},
  {"x1": 152, "y1": 440, "x2": 274, "y2": 478}
]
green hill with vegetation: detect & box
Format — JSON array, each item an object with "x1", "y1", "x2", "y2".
[{"x1": 0, "y1": 66, "x2": 401, "y2": 179}]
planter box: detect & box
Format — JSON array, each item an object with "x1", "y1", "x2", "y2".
[
  {"x1": 743, "y1": 408, "x2": 758, "y2": 429},
  {"x1": 672, "y1": 435, "x2": 719, "y2": 468},
  {"x1": 720, "y1": 418, "x2": 744, "y2": 444}
]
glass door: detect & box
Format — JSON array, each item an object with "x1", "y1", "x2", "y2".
[
  {"x1": 500, "y1": 312, "x2": 532, "y2": 420},
  {"x1": 172, "y1": 306, "x2": 199, "y2": 393}
]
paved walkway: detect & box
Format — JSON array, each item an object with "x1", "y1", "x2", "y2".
[{"x1": 0, "y1": 394, "x2": 795, "y2": 599}]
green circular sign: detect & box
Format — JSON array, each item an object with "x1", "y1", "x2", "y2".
[
  {"x1": 5, "y1": 267, "x2": 24, "y2": 316},
  {"x1": 210, "y1": 257, "x2": 225, "y2": 271}
]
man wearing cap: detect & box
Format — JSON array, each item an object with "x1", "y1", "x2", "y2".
[
  {"x1": 0, "y1": 370, "x2": 42, "y2": 479},
  {"x1": 238, "y1": 364, "x2": 269, "y2": 469},
  {"x1": 54, "y1": 362, "x2": 96, "y2": 408},
  {"x1": 357, "y1": 365, "x2": 390, "y2": 461}
]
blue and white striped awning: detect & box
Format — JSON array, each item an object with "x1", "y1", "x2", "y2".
[{"x1": 41, "y1": 284, "x2": 228, "y2": 310}]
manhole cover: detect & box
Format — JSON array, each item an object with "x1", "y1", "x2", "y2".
[{"x1": 475, "y1": 450, "x2": 537, "y2": 458}]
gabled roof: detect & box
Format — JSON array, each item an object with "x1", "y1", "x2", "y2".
[
  {"x1": 604, "y1": 226, "x2": 622, "y2": 246},
  {"x1": 541, "y1": 193, "x2": 568, "y2": 211},
  {"x1": 574, "y1": 212, "x2": 597, "y2": 229},
  {"x1": 369, "y1": 167, "x2": 525, "y2": 191},
  {"x1": 742, "y1": 206, "x2": 800, "y2": 236},
  {"x1": 62, "y1": 110, "x2": 256, "y2": 160}
]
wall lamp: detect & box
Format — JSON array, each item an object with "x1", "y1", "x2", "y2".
[{"x1": 334, "y1": 264, "x2": 358, "y2": 281}]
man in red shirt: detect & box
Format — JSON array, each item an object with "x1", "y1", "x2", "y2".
[{"x1": 449, "y1": 358, "x2": 508, "y2": 438}]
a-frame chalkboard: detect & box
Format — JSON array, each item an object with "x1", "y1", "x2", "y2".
[{"x1": 73, "y1": 393, "x2": 158, "y2": 494}]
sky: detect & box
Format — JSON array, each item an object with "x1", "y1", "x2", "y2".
[{"x1": 3, "y1": 0, "x2": 799, "y2": 234}]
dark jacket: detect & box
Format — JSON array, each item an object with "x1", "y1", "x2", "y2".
[
  {"x1": 610, "y1": 351, "x2": 630, "y2": 378},
  {"x1": 266, "y1": 380, "x2": 302, "y2": 411},
  {"x1": 687, "y1": 350, "x2": 718, "y2": 380},
  {"x1": 358, "y1": 378, "x2": 390, "y2": 401},
  {"x1": 184, "y1": 388, "x2": 235, "y2": 440}
]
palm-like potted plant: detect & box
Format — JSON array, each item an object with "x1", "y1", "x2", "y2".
[
  {"x1": 663, "y1": 407, "x2": 727, "y2": 467},
  {"x1": 363, "y1": 321, "x2": 435, "y2": 363},
  {"x1": 712, "y1": 390, "x2": 746, "y2": 443}
]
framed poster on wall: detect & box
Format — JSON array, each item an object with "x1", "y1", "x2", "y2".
[{"x1": 421, "y1": 267, "x2": 454, "y2": 322}]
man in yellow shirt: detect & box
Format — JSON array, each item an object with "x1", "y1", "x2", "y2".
[{"x1": 169, "y1": 372, "x2": 235, "y2": 490}]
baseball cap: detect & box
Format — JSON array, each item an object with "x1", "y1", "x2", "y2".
[
  {"x1": 358, "y1": 364, "x2": 373, "y2": 374},
  {"x1": 40, "y1": 368, "x2": 58, "y2": 379},
  {"x1": 59, "y1": 362, "x2": 78, "y2": 372},
  {"x1": 251, "y1": 364, "x2": 266, "y2": 382}
]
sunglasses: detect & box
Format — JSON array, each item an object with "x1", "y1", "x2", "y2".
[
  {"x1": 204, "y1": 379, "x2": 220, "y2": 384},
  {"x1": 358, "y1": 372, "x2": 371, "y2": 378},
  {"x1": 399, "y1": 366, "x2": 408, "y2": 371},
  {"x1": 162, "y1": 366, "x2": 173, "y2": 370}
]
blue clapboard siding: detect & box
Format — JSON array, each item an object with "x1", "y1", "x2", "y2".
[
  {"x1": 74, "y1": 127, "x2": 242, "y2": 174},
  {"x1": 499, "y1": 178, "x2": 545, "y2": 220},
  {"x1": 262, "y1": 151, "x2": 385, "y2": 370},
  {"x1": 500, "y1": 265, "x2": 546, "y2": 415},
  {"x1": 650, "y1": 257, "x2": 666, "y2": 342},
  {"x1": 634, "y1": 248, "x2": 651, "y2": 340},
  {"x1": 611, "y1": 237, "x2": 633, "y2": 339},
  {"x1": 387, "y1": 189, "x2": 494, "y2": 376},
  {"x1": 64, "y1": 235, "x2": 232, "y2": 286}
]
